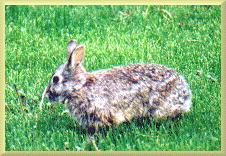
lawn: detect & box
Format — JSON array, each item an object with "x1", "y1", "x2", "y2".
[{"x1": 5, "y1": 5, "x2": 221, "y2": 151}]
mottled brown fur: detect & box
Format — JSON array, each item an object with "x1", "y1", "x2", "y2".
[{"x1": 45, "y1": 40, "x2": 192, "y2": 133}]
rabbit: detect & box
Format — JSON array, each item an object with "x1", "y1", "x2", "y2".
[{"x1": 42, "y1": 39, "x2": 192, "y2": 136}]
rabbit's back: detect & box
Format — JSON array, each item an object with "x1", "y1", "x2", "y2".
[{"x1": 67, "y1": 64, "x2": 191, "y2": 128}]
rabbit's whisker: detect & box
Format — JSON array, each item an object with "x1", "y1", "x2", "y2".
[{"x1": 40, "y1": 86, "x2": 48, "y2": 111}]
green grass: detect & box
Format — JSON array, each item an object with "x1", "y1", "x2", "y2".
[{"x1": 5, "y1": 5, "x2": 221, "y2": 151}]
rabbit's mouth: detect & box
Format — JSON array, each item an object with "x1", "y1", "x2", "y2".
[
  {"x1": 46, "y1": 91, "x2": 66, "y2": 104},
  {"x1": 46, "y1": 91, "x2": 60, "y2": 102}
]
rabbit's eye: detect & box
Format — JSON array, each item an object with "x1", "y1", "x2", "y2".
[{"x1": 53, "y1": 76, "x2": 59, "y2": 84}]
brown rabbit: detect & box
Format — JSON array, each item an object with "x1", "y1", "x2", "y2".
[{"x1": 43, "y1": 40, "x2": 192, "y2": 138}]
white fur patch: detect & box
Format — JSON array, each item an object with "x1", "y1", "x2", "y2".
[{"x1": 114, "y1": 111, "x2": 126, "y2": 123}]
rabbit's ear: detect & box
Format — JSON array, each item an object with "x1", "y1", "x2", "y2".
[
  {"x1": 67, "y1": 45, "x2": 85, "y2": 69},
  {"x1": 67, "y1": 40, "x2": 77, "y2": 59}
]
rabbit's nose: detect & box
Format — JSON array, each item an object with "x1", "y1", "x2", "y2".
[
  {"x1": 46, "y1": 85, "x2": 50, "y2": 92},
  {"x1": 45, "y1": 86, "x2": 51, "y2": 96}
]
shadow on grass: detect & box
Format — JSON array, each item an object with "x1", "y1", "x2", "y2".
[
  {"x1": 34, "y1": 105, "x2": 87, "y2": 139},
  {"x1": 32, "y1": 102, "x2": 188, "y2": 150}
]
